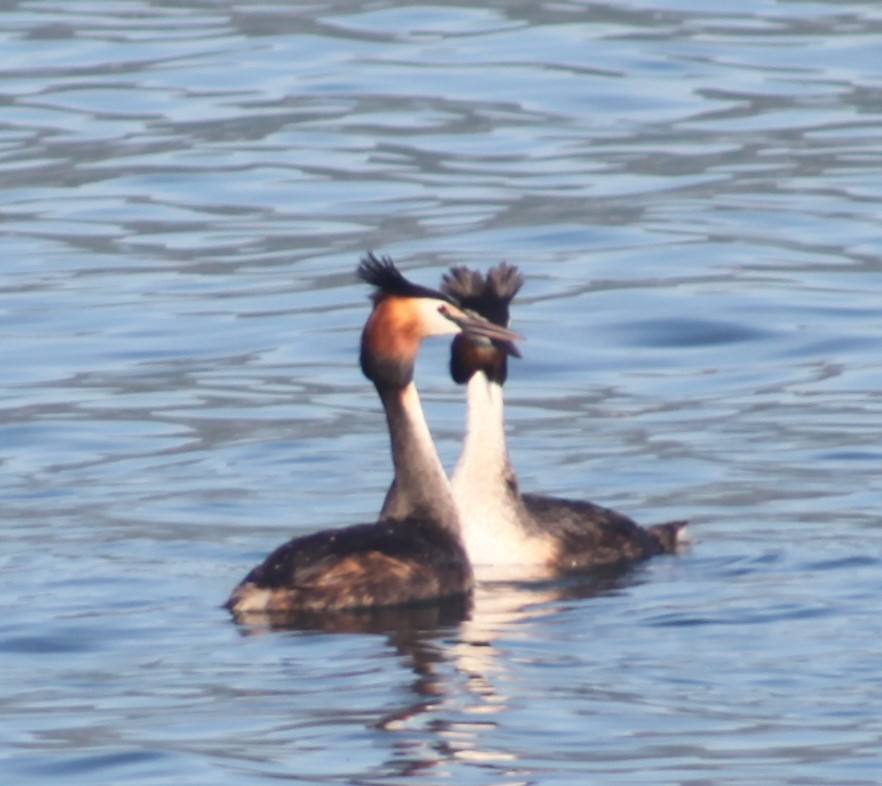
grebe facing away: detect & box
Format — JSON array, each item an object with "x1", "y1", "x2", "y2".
[
  {"x1": 225, "y1": 254, "x2": 523, "y2": 617},
  {"x1": 441, "y1": 264, "x2": 687, "y2": 579}
]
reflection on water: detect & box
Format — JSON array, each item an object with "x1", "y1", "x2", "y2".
[
  {"x1": 237, "y1": 570, "x2": 639, "y2": 781},
  {"x1": 229, "y1": 595, "x2": 473, "y2": 638},
  {"x1": 219, "y1": 537, "x2": 654, "y2": 781},
  {"x1": 3, "y1": 0, "x2": 882, "y2": 784}
]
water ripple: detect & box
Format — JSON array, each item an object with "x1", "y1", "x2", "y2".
[{"x1": 2, "y1": 2, "x2": 882, "y2": 785}]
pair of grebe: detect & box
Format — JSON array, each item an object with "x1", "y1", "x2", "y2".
[{"x1": 225, "y1": 254, "x2": 685, "y2": 617}]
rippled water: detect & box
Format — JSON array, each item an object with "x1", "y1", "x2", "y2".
[{"x1": 3, "y1": 1, "x2": 882, "y2": 783}]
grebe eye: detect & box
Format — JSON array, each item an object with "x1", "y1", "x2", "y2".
[{"x1": 437, "y1": 304, "x2": 457, "y2": 326}]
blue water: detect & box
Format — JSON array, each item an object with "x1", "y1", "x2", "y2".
[{"x1": 2, "y1": 1, "x2": 882, "y2": 783}]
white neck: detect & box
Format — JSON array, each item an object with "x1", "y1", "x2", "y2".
[
  {"x1": 377, "y1": 381, "x2": 461, "y2": 534},
  {"x1": 452, "y1": 373, "x2": 511, "y2": 487},
  {"x1": 452, "y1": 373, "x2": 548, "y2": 568}
]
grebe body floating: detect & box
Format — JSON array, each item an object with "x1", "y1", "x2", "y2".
[{"x1": 441, "y1": 264, "x2": 686, "y2": 579}]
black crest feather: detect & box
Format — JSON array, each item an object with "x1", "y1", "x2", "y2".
[
  {"x1": 486, "y1": 263, "x2": 524, "y2": 303},
  {"x1": 358, "y1": 252, "x2": 447, "y2": 303},
  {"x1": 441, "y1": 262, "x2": 523, "y2": 326}
]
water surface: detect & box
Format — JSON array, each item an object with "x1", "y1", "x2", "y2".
[{"x1": 2, "y1": 1, "x2": 882, "y2": 784}]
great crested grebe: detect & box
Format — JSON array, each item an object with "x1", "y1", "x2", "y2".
[
  {"x1": 225, "y1": 253, "x2": 523, "y2": 616},
  {"x1": 441, "y1": 264, "x2": 687, "y2": 578}
]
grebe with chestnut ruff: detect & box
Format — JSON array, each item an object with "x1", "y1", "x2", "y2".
[
  {"x1": 441, "y1": 264, "x2": 686, "y2": 579},
  {"x1": 225, "y1": 254, "x2": 523, "y2": 616}
]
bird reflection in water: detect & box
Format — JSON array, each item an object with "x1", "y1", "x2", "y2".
[{"x1": 229, "y1": 567, "x2": 643, "y2": 781}]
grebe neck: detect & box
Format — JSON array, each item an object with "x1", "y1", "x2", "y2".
[
  {"x1": 452, "y1": 370, "x2": 553, "y2": 570},
  {"x1": 377, "y1": 381, "x2": 460, "y2": 533},
  {"x1": 452, "y1": 372, "x2": 511, "y2": 485}
]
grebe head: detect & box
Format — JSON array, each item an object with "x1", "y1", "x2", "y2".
[
  {"x1": 441, "y1": 263, "x2": 524, "y2": 386},
  {"x1": 358, "y1": 253, "x2": 522, "y2": 388}
]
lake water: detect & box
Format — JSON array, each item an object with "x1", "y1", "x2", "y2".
[{"x1": 2, "y1": 1, "x2": 882, "y2": 783}]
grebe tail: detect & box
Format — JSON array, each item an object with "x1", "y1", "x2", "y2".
[
  {"x1": 225, "y1": 254, "x2": 522, "y2": 616},
  {"x1": 441, "y1": 263, "x2": 686, "y2": 578}
]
